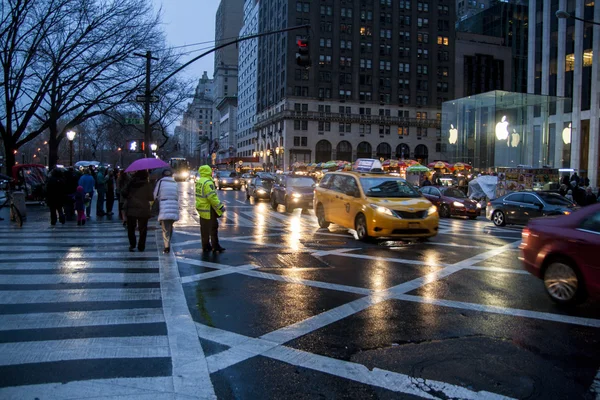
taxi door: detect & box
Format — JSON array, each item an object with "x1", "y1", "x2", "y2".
[
  {"x1": 332, "y1": 175, "x2": 363, "y2": 229},
  {"x1": 328, "y1": 175, "x2": 352, "y2": 226}
]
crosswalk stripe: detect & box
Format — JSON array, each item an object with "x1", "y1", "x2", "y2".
[
  {"x1": 0, "y1": 261, "x2": 159, "y2": 270},
  {"x1": 0, "y1": 336, "x2": 170, "y2": 366},
  {"x1": 0, "y1": 308, "x2": 165, "y2": 331},
  {"x1": 0, "y1": 273, "x2": 159, "y2": 285},
  {"x1": 0, "y1": 288, "x2": 162, "y2": 304},
  {"x1": 222, "y1": 210, "x2": 255, "y2": 226},
  {"x1": 3, "y1": 252, "x2": 160, "y2": 261}
]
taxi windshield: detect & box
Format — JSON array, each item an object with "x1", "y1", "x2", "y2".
[{"x1": 359, "y1": 177, "x2": 421, "y2": 198}]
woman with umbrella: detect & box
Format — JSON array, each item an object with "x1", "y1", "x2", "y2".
[{"x1": 122, "y1": 158, "x2": 167, "y2": 251}]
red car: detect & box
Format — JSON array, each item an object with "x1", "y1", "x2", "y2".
[
  {"x1": 420, "y1": 186, "x2": 481, "y2": 219},
  {"x1": 520, "y1": 203, "x2": 600, "y2": 305}
]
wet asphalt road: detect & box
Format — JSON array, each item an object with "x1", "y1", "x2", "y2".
[
  {"x1": 0, "y1": 181, "x2": 599, "y2": 399},
  {"x1": 174, "y1": 183, "x2": 600, "y2": 399}
]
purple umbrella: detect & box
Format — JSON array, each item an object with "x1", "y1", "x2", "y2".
[{"x1": 124, "y1": 158, "x2": 169, "y2": 172}]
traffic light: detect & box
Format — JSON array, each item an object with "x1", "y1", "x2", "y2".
[{"x1": 296, "y1": 39, "x2": 310, "y2": 68}]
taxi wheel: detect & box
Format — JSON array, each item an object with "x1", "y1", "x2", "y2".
[
  {"x1": 271, "y1": 196, "x2": 278, "y2": 210},
  {"x1": 355, "y1": 214, "x2": 370, "y2": 242},
  {"x1": 316, "y1": 205, "x2": 330, "y2": 229}
]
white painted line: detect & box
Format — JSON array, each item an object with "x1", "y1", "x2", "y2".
[
  {"x1": 0, "y1": 377, "x2": 176, "y2": 400},
  {"x1": 0, "y1": 288, "x2": 162, "y2": 304},
  {"x1": 320, "y1": 251, "x2": 451, "y2": 268},
  {"x1": 222, "y1": 210, "x2": 255, "y2": 226},
  {"x1": 5, "y1": 252, "x2": 160, "y2": 260},
  {"x1": 155, "y1": 231, "x2": 216, "y2": 399},
  {"x1": 240, "y1": 269, "x2": 374, "y2": 296},
  {"x1": 176, "y1": 256, "x2": 234, "y2": 270},
  {"x1": 0, "y1": 261, "x2": 159, "y2": 270},
  {"x1": 0, "y1": 336, "x2": 169, "y2": 366},
  {"x1": 462, "y1": 266, "x2": 530, "y2": 275},
  {"x1": 264, "y1": 345, "x2": 513, "y2": 400},
  {"x1": 181, "y1": 264, "x2": 258, "y2": 284},
  {"x1": 395, "y1": 294, "x2": 600, "y2": 328},
  {"x1": 171, "y1": 239, "x2": 202, "y2": 247},
  {"x1": 0, "y1": 308, "x2": 165, "y2": 331},
  {"x1": 238, "y1": 211, "x2": 285, "y2": 229},
  {"x1": 195, "y1": 322, "x2": 254, "y2": 348},
  {"x1": 235, "y1": 200, "x2": 246, "y2": 204},
  {"x1": 0, "y1": 273, "x2": 159, "y2": 285},
  {"x1": 437, "y1": 231, "x2": 521, "y2": 240}
]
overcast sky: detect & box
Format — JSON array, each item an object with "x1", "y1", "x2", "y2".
[{"x1": 152, "y1": 0, "x2": 219, "y2": 81}]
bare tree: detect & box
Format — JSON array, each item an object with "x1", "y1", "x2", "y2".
[{"x1": 0, "y1": 0, "x2": 165, "y2": 169}]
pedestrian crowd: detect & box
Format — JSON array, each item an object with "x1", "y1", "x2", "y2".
[
  {"x1": 558, "y1": 172, "x2": 598, "y2": 207},
  {"x1": 43, "y1": 163, "x2": 225, "y2": 255}
]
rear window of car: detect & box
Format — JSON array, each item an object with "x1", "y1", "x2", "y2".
[
  {"x1": 218, "y1": 171, "x2": 237, "y2": 178},
  {"x1": 359, "y1": 177, "x2": 421, "y2": 198},
  {"x1": 537, "y1": 192, "x2": 575, "y2": 206},
  {"x1": 287, "y1": 177, "x2": 315, "y2": 187}
]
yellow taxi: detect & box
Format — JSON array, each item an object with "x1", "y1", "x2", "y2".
[{"x1": 313, "y1": 160, "x2": 439, "y2": 241}]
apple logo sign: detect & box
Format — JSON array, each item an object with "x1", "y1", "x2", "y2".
[
  {"x1": 495, "y1": 116, "x2": 509, "y2": 141},
  {"x1": 449, "y1": 124, "x2": 458, "y2": 144},
  {"x1": 510, "y1": 129, "x2": 520, "y2": 148},
  {"x1": 562, "y1": 123, "x2": 572, "y2": 145}
]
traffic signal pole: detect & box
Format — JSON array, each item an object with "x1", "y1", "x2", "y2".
[{"x1": 134, "y1": 51, "x2": 159, "y2": 158}]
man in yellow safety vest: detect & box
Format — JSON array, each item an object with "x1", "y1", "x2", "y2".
[{"x1": 195, "y1": 165, "x2": 225, "y2": 253}]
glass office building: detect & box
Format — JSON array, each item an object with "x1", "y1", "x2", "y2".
[{"x1": 440, "y1": 91, "x2": 569, "y2": 170}]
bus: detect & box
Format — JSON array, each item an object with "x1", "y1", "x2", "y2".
[{"x1": 169, "y1": 157, "x2": 191, "y2": 182}]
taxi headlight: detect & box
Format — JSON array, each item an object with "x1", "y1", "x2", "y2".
[
  {"x1": 370, "y1": 203, "x2": 394, "y2": 216},
  {"x1": 453, "y1": 201, "x2": 465, "y2": 208},
  {"x1": 476, "y1": 203, "x2": 482, "y2": 208},
  {"x1": 234, "y1": 180, "x2": 239, "y2": 184},
  {"x1": 292, "y1": 192, "x2": 302, "y2": 198},
  {"x1": 427, "y1": 205, "x2": 437, "y2": 216},
  {"x1": 257, "y1": 189, "x2": 266, "y2": 194}
]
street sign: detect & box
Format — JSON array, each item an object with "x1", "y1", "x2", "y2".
[
  {"x1": 125, "y1": 118, "x2": 144, "y2": 125},
  {"x1": 238, "y1": 160, "x2": 243, "y2": 166},
  {"x1": 135, "y1": 95, "x2": 159, "y2": 103}
]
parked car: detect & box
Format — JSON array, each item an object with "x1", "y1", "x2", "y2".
[
  {"x1": 215, "y1": 171, "x2": 242, "y2": 190},
  {"x1": 313, "y1": 171, "x2": 439, "y2": 241},
  {"x1": 247, "y1": 175, "x2": 275, "y2": 201},
  {"x1": 487, "y1": 191, "x2": 576, "y2": 227},
  {"x1": 420, "y1": 186, "x2": 481, "y2": 219},
  {"x1": 270, "y1": 174, "x2": 316, "y2": 213},
  {"x1": 520, "y1": 203, "x2": 600, "y2": 304}
]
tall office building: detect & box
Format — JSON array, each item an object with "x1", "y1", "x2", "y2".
[
  {"x1": 254, "y1": 0, "x2": 455, "y2": 171},
  {"x1": 213, "y1": 0, "x2": 244, "y2": 161},
  {"x1": 528, "y1": 0, "x2": 600, "y2": 186},
  {"x1": 456, "y1": 0, "x2": 491, "y2": 23},
  {"x1": 236, "y1": 0, "x2": 260, "y2": 159},
  {"x1": 174, "y1": 72, "x2": 214, "y2": 164},
  {"x1": 457, "y1": 0, "x2": 528, "y2": 94}
]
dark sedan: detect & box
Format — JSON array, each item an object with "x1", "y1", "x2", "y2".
[
  {"x1": 216, "y1": 171, "x2": 242, "y2": 190},
  {"x1": 270, "y1": 174, "x2": 316, "y2": 213},
  {"x1": 520, "y1": 203, "x2": 600, "y2": 304},
  {"x1": 421, "y1": 186, "x2": 481, "y2": 219},
  {"x1": 246, "y1": 175, "x2": 275, "y2": 201},
  {"x1": 487, "y1": 191, "x2": 576, "y2": 227}
]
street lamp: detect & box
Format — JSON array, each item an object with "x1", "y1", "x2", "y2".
[
  {"x1": 556, "y1": 10, "x2": 600, "y2": 25},
  {"x1": 150, "y1": 143, "x2": 157, "y2": 152},
  {"x1": 66, "y1": 130, "x2": 76, "y2": 166}
]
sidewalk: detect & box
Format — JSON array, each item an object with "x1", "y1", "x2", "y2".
[{"x1": 0, "y1": 201, "x2": 216, "y2": 399}]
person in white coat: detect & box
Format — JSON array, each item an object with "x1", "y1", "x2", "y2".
[{"x1": 154, "y1": 170, "x2": 180, "y2": 253}]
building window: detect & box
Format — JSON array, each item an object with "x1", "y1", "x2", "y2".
[
  {"x1": 398, "y1": 127, "x2": 409, "y2": 136},
  {"x1": 437, "y1": 36, "x2": 449, "y2": 46}
]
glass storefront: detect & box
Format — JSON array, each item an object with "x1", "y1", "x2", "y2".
[{"x1": 440, "y1": 91, "x2": 567, "y2": 171}]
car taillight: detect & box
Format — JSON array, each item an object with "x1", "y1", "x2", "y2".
[
  {"x1": 487, "y1": 201, "x2": 491, "y2": 207},
  {"x1": 521, "y1": 227, "x2": 530, "y2": 245}
]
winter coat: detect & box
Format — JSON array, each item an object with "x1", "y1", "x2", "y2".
[
  {"x1": 122, "y1": 177, "x2": 154, "y2": 219},
  {"x1": 195, "y1": 165, "x2": 224, "y2": 219},
  {"x1": 153, "y1": 177, "x2": 180, "y2": 221},
  {"x1": 78, "y1": 174, "x2": 95, "y2": 194},
  {"x1": 96, "y1": 171, "x2": 107, "y2": 192},
  {"x1": 45, "y1": 175, "x2": 66, "y2": 207},
  {"x1": 74, "y1": 186, "x2": 86, "y2": 211}
]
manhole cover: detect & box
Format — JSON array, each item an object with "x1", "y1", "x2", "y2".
[{"x1": 301, "y1": 239, "x2": 347, "y2": 247}]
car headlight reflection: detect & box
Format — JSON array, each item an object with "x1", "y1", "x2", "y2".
[
  {"x1": 234, "y1": 180, "x2": 239, "y2": 184},
  {"x1": 453, "y1": 201, "x2": 465, "y2": 208},
  {"x1": 369, "y1": 204, "x2": 394, "y2": 216},
  {"x1": 221, "y1": 179, "x2": 227, "y2": 183},
  {"x1": 427, "y1": 205, "x2": 437, "y2": 215},
  {"x1": 292, "y1": 192, "x2": 302, "y2": 198},
  {"x1": 257, "y1": 189, "x2": 266, "y2": 194}
]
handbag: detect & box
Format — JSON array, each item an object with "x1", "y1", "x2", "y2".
[{"x1": 151, "y1": 181, "x2": 162, "y2": 218}]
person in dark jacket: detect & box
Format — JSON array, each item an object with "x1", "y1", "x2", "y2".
[
  {"x1": 46, "y1": 168, "x2": 66, "y2": 226},
  {"x1": 422, "y1": 176, "x2": 432, "y2": 186},
  {"x1": 63, "y1": 167, "x2": 79, "y2": 221},
  {"x1": 585, "y1": 187, "x2": 597, "y2": 205},
  {"x1": 122, "y1": 170, "x2": 154, "y2": 252},
  {"x1": 78, "y1": 169, "x2": 95, "y2": 218},
  {"x1": 117, "y1": 170, "x2": 130, "y2": 225},
  {"x1": 573, "y1": 183, "x2": 587, "y2": 206}
]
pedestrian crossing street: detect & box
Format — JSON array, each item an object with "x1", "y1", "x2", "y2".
[{"x1": 0, "y1": 221, "x2": 175, "y2": 394}]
